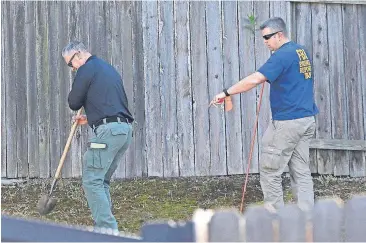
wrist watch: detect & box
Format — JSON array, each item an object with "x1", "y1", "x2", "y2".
[{"x1": 223, "y1": 88, "x2": 230, "y2": 97}]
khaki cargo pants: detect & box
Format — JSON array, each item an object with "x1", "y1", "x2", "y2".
[{"x1": 259, "y1": 116, "x2": 316, "y2": 211}]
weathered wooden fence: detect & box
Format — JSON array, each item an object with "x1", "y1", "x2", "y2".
[
  {"x1": 1, "y1": 1, "x2": 365, "y2": 179},
  {"x1": 3, "y1": 195, "x2": 366, "y2": 241}
]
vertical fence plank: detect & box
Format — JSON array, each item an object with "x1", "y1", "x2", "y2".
[
  {"x1": 120, "y1": 1, "x2": 137, "y2": 178},
  {"x1": 105, "y1": 1, "x2": 113, "y2": 65},
  {"x1": 254, "y1": 2, "x2": 271, "y2": 173},
  {"x1": 358, "y1": 5, "x2": 366, "y2": 177},
  {"x1": 244, "y1": 206, "x2": 275, "y2": 242},
  {"x1": 36, "y1": 1, "x2": 51, "y2": 178},
  {"x1": 294, "y1": 2, "x2": 317, "y2": 173},
  {"x1": 159, "y1": 1, "x2": 179, "y2": 177},
  {"x1": 71, "y1": 1, "x2": 87, "y2": 178},
  {"x1": 174, "y1": 1, "x2": 194, "y2": 177},
  {"x1": 206, "y1": 1, "x2": 226, "y2": 175},
  {"x1": 270, "y1": 1, "x2": 289, "y2": 22},
  {"x1": 78, "y1": 1, "x2": 93, "y2": 179},
  {"x1": 208, "y1": 211, "x2": 244, "y2": 242},
  {"x1": 62, "y1": 2, "x2": 73, "y2": 179},
  {"x1": 14, "y1": 2, "x2": 28, "y2": 178},
  {"x1": 48, "y1": 1, "x2": 62, "y2": 179},
  {"x1": 190, "y1": 2, "x2": 210, "y2": 176},
  {"x1": 344, "y1": 196, "x2": 366, "y2": 241},
  {"x1": 132, "y1": 0, "x2": 146, "y2": 177},
  {"x1": 238, "y1": 1, "x2": 259, "y2": 173},
  {"x1": 58, "y1": 2, "x2": 72, "y2": 179},
  {"x1": 67, "y1": 1, "x2": 81, "y2": 179},
  {"x1": 109, "y1": 1, "x2": 126, "y2": 179},
  {"x1": 89, "y1": 2, "x2": 108, "y2": 60},
  {"x1": 312, "y1": 3, "x2": 332, "y2": 175},
  {"x1": 223, "y1": 1, "x2": 243, "y2": 175},
  {"x1": 278, "y1": 205, "x2": 308, "y2": 242},
  {"x1": 1, "y1": 15, "x2": 5, "y2": 176},
  {"x1": 121, "y1": 1, "x2": 136, "y2": 178},
  {"x1": 312, "y1": 199, "x2": 343, "y2": 241},
  {"x1": 327, "y1": 4, "x2": 349, "y2": 176},
  {"x1": 343, "y1": 4, "x2": 366, "y2": 177},
  {"x1": 143, "y1": 1, "x2": 163, "y2": 176},
  {"x1": 1, "y1": 1, "x2": 10, "y2": 178},
  {"x1": 25, "y1": 1, "x2": 39, "y2": 178}
]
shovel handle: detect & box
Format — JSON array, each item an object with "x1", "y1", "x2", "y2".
[{"x1": 54, "y1": 108, "x2": 83, "y2": 179}]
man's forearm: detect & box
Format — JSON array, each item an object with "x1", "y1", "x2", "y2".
[
  {"x1": 226, "y1": 72, "x2": 266, "y2": 96},
  {"x1": 68, "y1": 90, "x2": 84, "y2": 111}
]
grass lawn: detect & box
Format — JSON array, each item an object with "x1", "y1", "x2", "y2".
[{"x1": 2, "y1": 174, "x2": 366, "y2": 234}]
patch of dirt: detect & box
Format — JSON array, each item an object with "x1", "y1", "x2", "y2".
[{"x1": 2, "y1": 174, "x2": 366, "y2": 234}]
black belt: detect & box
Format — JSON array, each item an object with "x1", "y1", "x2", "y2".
[{"x1": 92, "y1": 116, "x2": 131, "y2": 130}]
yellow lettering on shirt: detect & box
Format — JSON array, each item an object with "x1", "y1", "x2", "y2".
[{"x1": 296, "y1": 49, "x2": 312, "y2": 79}]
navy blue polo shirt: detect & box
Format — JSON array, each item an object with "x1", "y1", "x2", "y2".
[
  {"x1": 68, "y1": 55, "x2": 134, "y2": 127},
  {"x1": 258, "y1": 41, "x2": 319, "y2": 120}
]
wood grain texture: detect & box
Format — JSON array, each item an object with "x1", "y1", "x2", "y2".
[
  {"x1": 14, "y1": 1, "x2": 28, "y2": 178},
  {"x1": 120, "y1": 1, "x2": 136, "y2": 178},
  {"x1": 238, "y1": 1, "x2": 259, "y2": 174},
  {"x1": 159, "y1": 1, "x2": 179, "y2": 177},
  {"x1": 310, "y1": 139, "x2": 366, "y2": 151},
  {"x1": 68, "y1": 1, "x2": 81, "y2": 179},
  {"x1": 223, "y1": 1, "x2": 243, "y2": 175},
  {"x1": 25, "y1": 1, "x2": 39, "y2": 178},
  {"x1": 206, "y1": 1, "x2": 227, "y2": 176},
  {"x1": 109, "y1": 1, "x2": 126, "y2": 179},
  {"x1": 254, "y1": 1, "x2": 271, "y2": 174},
  {"x1": 190, "y1": 2, "x2": 210, "y2": 176},
  {"x1": 174, "y1": 1, "x2": 194, "y2": 177},
  {"x1": 2, "y1": 1, "x2": 366, "y2": 179},
  {"x1": 74, "y1": 1, "x2": 91, "y2": 179},
  {"x1": 343, "y1": 4, "x2": 365, "y2": 177},
  {"x1": 311, "y1": 3, "x2": 332, "y2": 175},
  {"x1": 357, "y1": 5, "x2": 366, "y2": 178},
  {"x1": 327, "y1": 3, "x2": 349, "y2": 175},
  {"x1": 36, "y1": 1, "x2": 50, "y2": 178},
  {"x1": 58, "y1": 2, "x2": 73, "y2": 179},
  {"x1": 2, "y1": 1, "x2": 10, "y2": 178},
  {"x1": 132, "y1": 0, "x2": 146, "y2": 177},
  {"x1": 142, "y1": 1, "x2": 163, "y2": 176},
  {"x1": 48, "y1": 1, "x2": 62, "y2": 178}
]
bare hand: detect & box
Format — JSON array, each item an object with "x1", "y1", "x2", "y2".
[
  {"x1": 209, "y1": 92, "x2": 226, "y2": 107},
  {"x1": 72, "y1": 114, "x2": 88, "y2": 125}
]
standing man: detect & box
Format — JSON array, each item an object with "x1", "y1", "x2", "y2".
[
  {"x1": 210, "y1": 17, "x2": 318, "y2": 211},
  {"x1": 62, "y1": 41, "x2": 134, "y2": 232}
]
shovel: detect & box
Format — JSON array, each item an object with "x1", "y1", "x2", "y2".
[{"x1": 37, "y1": 108, "x2": 83, "y2": 215}]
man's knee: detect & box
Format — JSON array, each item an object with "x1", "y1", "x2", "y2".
[{"x1": 82, "y1": 176, "x2": 104, "y2": 191}]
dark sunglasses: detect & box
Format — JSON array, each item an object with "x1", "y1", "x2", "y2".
[
  {"x1": 263, "y1": 31, "x2": 281, "y2": 40},
  {"x1": 67, "y1": 52, "x2": 78, "y2": 68}
]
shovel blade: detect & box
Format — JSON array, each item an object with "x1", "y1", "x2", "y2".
[{"x1": 37, "y1": 194, "x2": 57, "y2": 215}]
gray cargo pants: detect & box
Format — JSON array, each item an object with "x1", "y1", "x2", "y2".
[{"x1": 259, "y1": 116, "x2": 316, "y2": 211}]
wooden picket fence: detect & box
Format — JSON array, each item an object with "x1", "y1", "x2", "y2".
[
  {"x1": 2, "y1": 195, "x2": 366, "y2": 242},
  {"x1": 193, "y1": 195, "x2": 366, "y2": 242}
]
